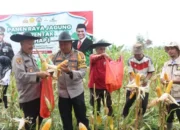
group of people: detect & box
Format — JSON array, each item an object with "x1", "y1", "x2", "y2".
[{"x1": 0, "y1": 23, "x2": 180, "y2": 130}]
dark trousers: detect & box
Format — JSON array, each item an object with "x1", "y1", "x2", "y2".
[
  {"x1": 19, "y1": 98, "x2": 43, "y2": 130},
  {"x1": 58, "y1": 92, "x2": 89, "y2": 130},
  {"x1": 90, "y1": 88, "x2": 113, "y2": 116},
  {"x1": 167, "y1": 102, "x2": 180, "y2": 123},
  {"x1": 0, "y1": 85, "x2": 8, "y2": 108},
  {"x1": 122, "y1": 90, "x2": 149, "y2": 118}
]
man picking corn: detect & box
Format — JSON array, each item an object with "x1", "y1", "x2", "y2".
[
  {"x1": 160, "y1": 42, "x2": 180, "y2": 130},
  {"x1": 122, "y1": 42, "x2": 155, "y2": 118},
  {"x1": 52, "y1": 31, "x2": 89, "y2": 130},
  {"x1": 11, "y1": 32, "x2": 50, "y2": 130},
  {"x1": 88, "y1": 40, "x2": 113, "y2": 123}
]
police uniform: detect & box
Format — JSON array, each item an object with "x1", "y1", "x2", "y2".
[
  {"x1": 0, "y1": 26, "x2": 14, "y2": 60},
  {"x1": 11, "y1": 32, "x2": 42, "y2": 130},
  {"x1": 0, "y1": 56, "x2": 11, "y2": 108},
  {"x1": 53, "y1": 31, "x2": 89, "y2": 130}
]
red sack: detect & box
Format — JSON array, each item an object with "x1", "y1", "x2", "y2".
[
  {"x1": 40, "y1": 76, "x2": 55, "y2": 118},
  {"x1": 105, "y1": 56, "x2": 124, "y2": 93}
]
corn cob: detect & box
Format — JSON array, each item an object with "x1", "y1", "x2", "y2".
[
  {"x1": 57, "y1": 60, "x2": 68, "y2": 70},
  {"x1": 156, "y1": 86, "x2": 162, "y2": 97},
  {"x1": 79, "y1": 122, "x2": 87, "y2": 130},
  {"x1": 36, "y1": 49, "x2": 48, "y2": 71},
  {"x1": 131, "y1": 72, "x2": 136, "y2": 79},
  {"x1": 135, "y1": 73, "x2": 141, "y2": 86},
  {"x1": 165, "y1": 80, "x2": 173, "y2": 93},
  {"x1": 41, "y1": 118, "x2": 52, "y2": 130},
  {"x1": 164, "y1": 72, "x2": 169, "y2": 81},
  {"x1": 129, "y1": 91, "x2": 135, "y2": 99}
]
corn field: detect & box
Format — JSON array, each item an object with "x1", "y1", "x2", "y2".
[{"x1": 0, "y1": 44, "x2": 180, "y2": 130}]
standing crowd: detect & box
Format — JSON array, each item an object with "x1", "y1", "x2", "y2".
[{"x1": 0, "y1": 24, "x2": 179, "y2": 130}]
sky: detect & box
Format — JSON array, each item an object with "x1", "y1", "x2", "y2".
[{"x1": 1, "y1": 0, "x2": 180, "y2": 47}]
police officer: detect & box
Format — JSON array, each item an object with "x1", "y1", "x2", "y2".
[
  {"x1": 0, "y1": 56, "x2": 11, "y2": 108},
  {"x1": 53, "y1": 31, "x2": 90, "y2": 130},
  {"x1": 0, "y1": 26, "x2": 14, "y2": 60},
  {"x1": 0, "y1": 26, "x2": 14, "y2": 109},
  {"x1": 11, "y1": 32, "x2": 50, "y2": 130}
]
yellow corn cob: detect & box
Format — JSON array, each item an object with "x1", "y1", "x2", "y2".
[
  {"x1": 129, "y1": 91, "x2": 135, "y2": 99},
  {"x1": 41, "y1": 118, "x2": 52, "y2": 130},
  {"x1": 135, "y1": 73, "x2": 141, "y2": 86},
  {"x1": 79, "y1": 122, "x2": 87, "y2": 130},
  {"x1": 57, "y1": 60, "x2": 68, "y2": 70},
  {"x1": 36, "y1": 49, "x2": 48, "y2": 71},
  {"x1": 165, "y1": 80, "x2": 173, "y2": 93},
  {"x1": 108, "y1": 116, "x2": 114, "y2": 130},
  {"x1": 156, "y1": 86, "x2": 162, "y2": 98},
  {"x1": 41, "y1": 61, "x2": 48, "y2": 71},
  {"x1": 131, "y1": 72, "x2": 135, "y2": 79},
  {"x1": 36, "y1": 49, "x2": 45, "y2": 62},
  {"x1": 164, "y1": 72, "x2": 169, "y2": 81},
  {"x1": 45, "y1": 96, "x2": 52, "y2": 112},
  {"x1": 97, "y1": 115, "x2": 102, "y2": 125}
]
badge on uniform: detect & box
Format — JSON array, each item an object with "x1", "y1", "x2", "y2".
[
  {"x1": 16, "y1": 58, "x2": 22, "y2": 64},
  {"x1": 27, "y1": 67, "x2": 34, "y2": 72}
]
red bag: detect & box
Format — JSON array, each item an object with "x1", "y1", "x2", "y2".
[
  {"x1": 40, "y1": 76, "x2": 55, "y2": 118},
  {"x1": 105, "y1": 56, "x2": 124, "y2": 93}
]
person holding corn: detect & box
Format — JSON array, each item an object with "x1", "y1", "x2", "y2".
[
  {"x1": 52, "y1": 31, "x2": 90, "y2": 130},
  {"x1": 160, "y1": 42, "x2": 180, "y2": 130},
  {"x1": 10, "y1": 32, "x2": 50, "y2": 130},
  {"x1": 88, "y1": 40, "x2": 113, "y2": 125},
  {"x1": 122, "y1": 42, "x2": 155, "y2": 118}
]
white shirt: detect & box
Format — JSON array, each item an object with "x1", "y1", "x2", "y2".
[
  {"x1": 80, "y1": 36, "x2": 86, "y2": 44},
  {"x1": 0, "y1": 69, "x2": 11, "y2": 85}
]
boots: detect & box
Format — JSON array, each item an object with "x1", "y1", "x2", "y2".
[{"x1": 167, "y1": 123, "x2": 173, "y2": 130}]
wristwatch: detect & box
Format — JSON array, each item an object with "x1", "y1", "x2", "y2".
[
  {"x1": 67, "y1": 70, "x2": 73, "y2": 79},
  {"x1": 67, "y1": 70, "x2": 72, "y2": 75}
]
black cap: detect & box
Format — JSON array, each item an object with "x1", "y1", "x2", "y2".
[{"x1": 76, "y1": 24, "x2": 86, "y2": 30}]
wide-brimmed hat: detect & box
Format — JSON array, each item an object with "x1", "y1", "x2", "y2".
[
  {"x1": 89, "y1": 40, "x2": 111, "y2": 49},
  {"x1": 164, "y1": 41, "x2": 180, "y2": 52},
  {"x1": 10, "y1": 32, "x2": 41, "y2": 42},
  {"x1": 55, "y1": 31, "x2": 73, "y2": 42},
  {"x1": 132, "y1": 43, "x2": 143, "y2": 54}
]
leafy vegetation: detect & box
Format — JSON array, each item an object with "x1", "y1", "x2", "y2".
[{"x1": 0, "y1": 44, "x2": 180, "y2": 130}]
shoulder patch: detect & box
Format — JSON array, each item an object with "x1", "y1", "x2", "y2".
[{"x1": 16, "y1": 57, "x2": 22, "y2": 64}]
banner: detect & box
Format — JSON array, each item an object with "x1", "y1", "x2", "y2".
[{"x1": 0, "y1": 11, "x2": 93, "y2": 56}]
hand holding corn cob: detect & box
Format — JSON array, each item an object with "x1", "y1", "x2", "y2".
[
  {"x1": 36, "y1": 49, "x2": 69, "y2": 78},
  {"x1": 148, "y1": 80, "x2": 179, "y2": 108}
]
